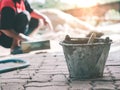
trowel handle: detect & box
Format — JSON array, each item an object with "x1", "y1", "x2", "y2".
[{"x1": 87, "y1": 32, "x2": 96, "y2": 44}]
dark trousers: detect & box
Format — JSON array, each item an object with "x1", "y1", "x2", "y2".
[{"x1": 0, "y1": 12, "x2": 39, "y2": 48}]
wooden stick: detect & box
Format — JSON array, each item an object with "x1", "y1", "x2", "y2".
[{"x1": 87, "y1": 32, "x2": 96, "y2": 44}]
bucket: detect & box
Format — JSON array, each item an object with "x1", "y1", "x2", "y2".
[{"x1": 60, "y1": 35, "x2": 112, "y2": 80}]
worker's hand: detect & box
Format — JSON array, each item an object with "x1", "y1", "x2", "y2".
[
  {"x1": 19, "y1": 33, "x2": 35, "y2": 41},
  {"x1": 41, "y1": 16, "x2": 53, "y2": 31},
  {"x1": 30, "y1": 10, "x2": 54, "y2": 31}
]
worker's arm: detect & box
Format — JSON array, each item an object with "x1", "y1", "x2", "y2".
[
  {"x1": 0, "y1": 30, "x2": 20, "y2": 40},
  {"x1": 30, "y1": 10, "x2": 53, "y2": 31},
  {"x1": 24, "y1": 0, "x2": 53, "y2": 31},
  {"x1": 0, "y1": 30, "x2": 33, "y2": 41}
]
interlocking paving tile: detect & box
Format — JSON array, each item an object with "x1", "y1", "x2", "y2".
[
  {"x1": 25, "y1": 82, "x2": 54, "y2": 87},
  {"x1": 114, "y1": 81, "x2": 120, "y2": 90},
  {"x1": 0, "y1": 84, "x2": 2, "y2": 90},
  {"x1": 0, "y1": 78, "x2": 27, "y2": 83},
  {"x1": 0, "y1": 71, "x2": 18, "y2": 78},
  {"x1": 52, "y1": 74, "x2": 68, "y2": 82},
  {"x1": 117, "y1": 86, "x2": 120, "y2": 90},
  {"x1": 0, "y1": 50, "x2": 120, "y2": 90},
  {"x1": 26, "y1": 86, "x2": 69, "y2": 90},
  {"x1": 25, "y1": 81, "x2": 68, "y2": 87},
  {"x1": 1, "y1": 83, "x2": 24, "y2": 90},
  {"x1": 115, "y1": 81, "x2": 120, "y2": 86},
  {"x1": 108, "y1": 66, "x2": 120, "y2": 73},
  {"x1": 70, "y1": 81, "x2": 92, "y2": 90},
  {"x1": 40, "y1": 65, "x2": 56, "y2": 70},
  {"x1": 92, "y1": 81, "x2": 116, "y2": 90},
  {"x1": 28, "y1": 74, "x2": 52, "y2": 82}
]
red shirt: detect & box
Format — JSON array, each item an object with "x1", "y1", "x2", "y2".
[
  {"x1": 0, "y1": 0, "x2": 26, "y2": 13},
  {"x1": 0, "y1": 0, "x2": 33, "y2": 30}
]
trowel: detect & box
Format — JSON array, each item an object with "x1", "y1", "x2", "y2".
[
  {"x1": 21, "y1": 19, "x2": 52, "y2": 53},
  {"x1": 21, "y1": 40, "x2": 50, "y2": 53}
]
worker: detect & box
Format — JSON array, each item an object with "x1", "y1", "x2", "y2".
[{"x1": 0, "y1": 0, "x2": 53, "y2": 54}]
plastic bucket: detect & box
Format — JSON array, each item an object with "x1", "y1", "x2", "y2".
[{"x1": 60, "y1": 35, "x2": 112, "y2": 80}]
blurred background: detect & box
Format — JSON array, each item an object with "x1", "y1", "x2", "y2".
[
  {"x1": 29, "y1": 0, "x2": 120, "y2": 26},
  {"x1": 0, "y1": 0, "x2": 120, "y2": 56},
  {"x1": 27, "y1": 0, "x2": 120, "y2": 41}
]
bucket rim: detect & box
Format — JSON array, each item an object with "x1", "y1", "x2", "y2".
[
  {"x1": 59, "y1": 37, "x2": 112, "y2": 46},
  {"x1": 59, "y1": 41, "x2": 111, "y2": 46}
]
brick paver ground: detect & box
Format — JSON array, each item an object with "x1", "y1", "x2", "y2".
[{"x1": 0, "y1": 41, "x2": 120, "y2": 90}]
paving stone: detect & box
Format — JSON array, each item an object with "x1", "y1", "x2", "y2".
[
  {"x1": 70, "y1": 81, "x2": 92, "y2": 90},
  {"x1": 38, "y1": 69, "x2": 68, "y2": 75},
  {"x1": 28, "y1": 74, "x2": 51, "y2": 82},
  {"x1": 0, "y1": 74, "x2": 31, "y2": 79},
  {"x1": 112, "y1": 73, "x2": 120, "y2": 80},
  {"x1": 1, "y1": 51, "x2": 120, "y2": 90},
  {"x1": 104, "y1": 66, "x2": 110, "y2": 73},
  {"x1": 0, "y1": 78, "x2": 27, "y2": 83},
  {"x1": 43, "y1": 62, "x2": 60, "y2": 66},
  {"x1": 50, "y1": 81, "x2": 69, "y2": 86},
  {"x1": 106, "y1": 57, "x2": 120, "y2": 66},
  {"x1": 17, "y1": 70, "x2": 35, "y2": 75},
  {"x1": 0, "y1": 83, "x2": 5, "y2": 86},
  {"x1": 40, "y1": 65, "x2": 56, "y2": 70},
  {"x1": 43, "y1": 60, "x2": 57, "y2": 64},
  {"x1": 115, "y1": 81, "x2": 120, "y2": 85},
  {"x1": 25, "y1": 82, "x2": 53, "y2": 87},
  {"x1": 25, "y1": 81, "x2": 68, "y2": 87},
  {"x1": 115, "y1": 81, "x2": 120, "y2": 89},
  {"x1": 117, "y1": 86, "x2": 120, "y2": 90},
  {"x1": 1, "y1": 83, "x2": 24, "y2": 90},
  {"x1": 52, "y1": 75, "x2": 68, "y2": 82},
  {"x1": 1, "y1": 70, "x2": 34, "y2": 79},
  {"x1": 91, "y1": 75, "x2": 112, "y2": 81},
  {"x1": 108, "y1": 66, "x2": 120, "y2": 73},
  {"x1": 55, "y1": 66, "x2": 68, "y2": 73},
  {"x1": 0, "y1": 84, "x2": 2, "y2": 90},
  {"x1": 93, "y1": 87, "x2": 115, "y2": 90},
  {"x1": 26, "y1": 86, "x2": 69, "y2": 90},
  {"x1": 93, "y1": 81, "x2": 115, "y2": 90},
  {"x1": 0, "y1": 71, "x2": 18, "y2": 78}
]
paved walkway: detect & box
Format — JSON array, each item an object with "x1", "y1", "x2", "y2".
[{"x1": 0, "y1": 41, "x2": 120, "y2": 90}]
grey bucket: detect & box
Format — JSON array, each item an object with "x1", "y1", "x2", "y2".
[{"x1": 60, "y1": 35, "x2": 112, "y2": 80}]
